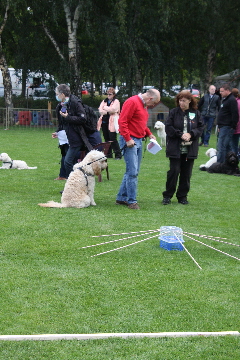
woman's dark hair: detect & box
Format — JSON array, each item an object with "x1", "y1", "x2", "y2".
[
  {"x1": 175, "y1": 90, "x2": 197, "y2": 110},
  {"x1": 55, "y1": 84, "x2": 71, "y2": 96},
  {"x1": 232, "y1": 88, "x2": 240, "y2": 98}
]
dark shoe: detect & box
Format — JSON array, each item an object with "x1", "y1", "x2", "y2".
[
  {"x1": 115, "y1": 158, "x2": 122, "y2": 160},
  {"x1": 116, "y1": 200, "x2": 128, "y2": 206},
  {"x1": 162, "y1": 197, "x2": 171, "y2": 205},
  {"x1": 198, "y1": 142, "x2": 203, "y2": 146},
  {"x1": 128, "y1": 203, "x2": 140, "y2": 210},
  {"x1": 178, "y1": 198, "x2": 189, "y2": 205}
]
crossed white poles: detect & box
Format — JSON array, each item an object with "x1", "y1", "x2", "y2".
[{"x1": 80, "y1": 229, "x2": 240, "y2": 269}]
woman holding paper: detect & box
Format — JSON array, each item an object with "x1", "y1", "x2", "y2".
[{"x1": 162, "y1": 90, "x2": 204, "y2": 205}]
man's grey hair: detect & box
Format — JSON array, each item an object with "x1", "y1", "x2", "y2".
[
  {"x1": 146, "y1": 88, "x2": 158, "y2": 100},
  {"x1": 55, "y1": 84, "x2": 71, "y2": 96}
]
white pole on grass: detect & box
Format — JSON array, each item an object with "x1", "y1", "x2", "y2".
[
  {"x1": 91, "y1": 234, "x2": 159, "y2": 257},
  {"x1": 81, "y1": 231, "x2": 159, "y2": 249},
  {"x1": 184, "y1": 234, "x2": 240, "y2": 262},
  {"x1": 0, "y1": 331, "x2": 239, "y2": 341},
  {"x1": 173, "y1": 231, "x2": 202, "y2": 270}
]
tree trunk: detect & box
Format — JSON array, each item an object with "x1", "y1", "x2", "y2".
[
  {"x1": 63, "y1": 2, "x2": 81, "y2": 97},
  {"x1": 0, "y1": 1, "x2": 13, "y2": 126},
  {"x1": 204, "y1": 46, "x2": 216, "y2": 92}
]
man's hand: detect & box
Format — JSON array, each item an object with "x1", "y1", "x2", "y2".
[
  {"x1": 149, "y1": 134, "x2": 156, "y2": 140},
  {"x1": 60, "y1": 110, "x2": 68, "y2": 118},
  {"x1": 126, "y1": 139, "x2": 135, "y2": 147},
  {"x1": 52, "y1": 132, "x2": 58, "y2": 138}
]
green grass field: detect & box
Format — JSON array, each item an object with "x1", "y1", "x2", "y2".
[{"x1": 0, "y1": 127, "x2": 239, "y2": 359}]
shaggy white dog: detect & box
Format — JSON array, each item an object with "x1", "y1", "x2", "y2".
[
  {"x1": 0, "y1": 152, "x2": 37, "y2": 169},
  {"x1": 154, "y1": 121, "x2": 166, "y2": 146},
  {"x1": 38, "y1": 150, "x2": 107, "y2": 208},
  {"x1": 199, "y1": 148, "x2": 217, "y2": 171}
]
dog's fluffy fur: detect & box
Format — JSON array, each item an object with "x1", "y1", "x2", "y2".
[
  {"x1": 199, "y1": 148, "x2": 217, "y2": 171},
  {"x1": 207, "y1": 151, "x2": 240, "y2": 175},
  {"x1": 38, "y1": 150, "x2": 107, "y2": 208},
  {"x1": 154, "y1": 121, "x2": 166, "y2": 146},
  {"x1": 0, "y1": 152, "x2": 37, "y2": 169}
]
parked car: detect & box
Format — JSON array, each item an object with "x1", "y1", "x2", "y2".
[
  {"x1": 184, "y1": 88, "x2": 200, "y2": 98},
  {"x1": 30, "y1": 88, "x2": 55, "y2": 100}
]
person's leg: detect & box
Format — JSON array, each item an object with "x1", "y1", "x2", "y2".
[
  {"x1": 162, "y1": 157, "x2": 181, "y2": 199},
  {"x1": 101, "y1": 122, "x2": 112, "y2": 157},
  {"x1": 200, "y1": 116, "x2": 207, "y2": 145},
  {"x1": 176, "y1": 155, "x2": 194, "y2": 201},
  {"x1": 231, "y1": 134, "x2": 239, "y2": 155},
  {"x1": 59, "y1": 144, "x2": 69, "y2": 178},
  {"x1": 109, "y1": 131, "x2": 122, "y2": 159},
  {"x1": 217, "y1": 126, "x2": 234, "y2": 163},
  {"x1": 88, "y1": 131, "x2": 102, "y2": 147},
  {"x1": 203, "y1": 117, "x2": 215, "y2": 145},
  {"x1": 64, "y1": 146, "x2": 81, "y2": 178},
  {"x1": 116, "y1": 136, "x2": 142, "y2": 204}
]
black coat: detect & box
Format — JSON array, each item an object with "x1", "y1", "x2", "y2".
[
  {"x1": 217, "y1": 93, "x2": 239, "y2": 129},
  {"x1": 165, "y1": 107, "x2": 204, "y2": 159},
  {"x1": 56, "y1": 94, "x2": 92, "y2": 150}
]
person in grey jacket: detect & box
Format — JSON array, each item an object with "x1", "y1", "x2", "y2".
[
  {"x1": 198, "y1": 85, "x2": 220, "y2": 146},
  {"x1": 162, "y1": 90, "x2": 204, "y2": 205}
]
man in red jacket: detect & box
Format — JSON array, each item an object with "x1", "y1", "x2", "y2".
[{"x1": 116, "y1": 88, "x2": 160, "y2": 209}]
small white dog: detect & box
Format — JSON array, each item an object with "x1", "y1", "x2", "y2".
[
  {"x1": 199, "y1": 148, "x2": 217, "y2": 171},
  {"x1": 0, "y1": 152, "x2": 37, "y2": 169},
  {"x1": 38, "y1": 150, "x2": 107, "y2": 208},
  {"x1": 154, "y1": 121, "x2": 166, "y2": 146}
]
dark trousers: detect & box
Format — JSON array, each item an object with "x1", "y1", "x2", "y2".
[
  {"x1": 162, "y1": 154, "x2": 194, "y2": 200},
  {"x1": 59, "y1": 143, "x2": 69, "y2": 178},
  {"x1": 101, "y1": 122, "x2": 122, "y2": 158},
  {"x1": 64, "y1": 146, "x2": 81, "y2": 178}
]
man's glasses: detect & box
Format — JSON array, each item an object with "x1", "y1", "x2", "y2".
[{"x1": 107, "y1": 93, "x2": 113, "y2": 95}]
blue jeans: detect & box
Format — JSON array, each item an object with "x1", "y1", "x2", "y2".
[
  {"x1": 217, "y1": 126, "x2": 234, "y2": 163},
  {"x1": 116, "y1": 136, "x2": 143, "y2": 204},
  {"x1": 231, "y1": 133, "x2": 240, "y2": 156},
  {"x1": 64, "y1": 146, "x2": 81, "y2": 178},
  {"x1": 201, "y1": 116, "x2": 215, "y2": 145}
]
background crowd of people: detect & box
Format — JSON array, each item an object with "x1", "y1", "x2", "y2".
[{"x1": 51, "y1": 82, "x2": 240, "y2": 209}]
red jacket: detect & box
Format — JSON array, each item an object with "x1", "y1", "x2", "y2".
[{"x1": 118, "y1": 95, "x2": 152, "y2": 142}]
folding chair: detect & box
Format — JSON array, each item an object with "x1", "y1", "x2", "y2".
[{"x1": 78, "y1": 141, "x2": 113, "y2": 182}]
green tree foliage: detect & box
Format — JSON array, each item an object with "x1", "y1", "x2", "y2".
[{"x1": 1, "y1": 0, "x2": 240, "y2": 101}]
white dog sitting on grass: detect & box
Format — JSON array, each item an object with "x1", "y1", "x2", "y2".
[
  {"x1": 199, "y1": 148, "x2": 217, "y2": 171},
  {"x1": 154, "y1": 121, "x2": 166, "y2": 146},
  {"x1": 38, "y1": 150, "x2": 107, "y2": 208}
]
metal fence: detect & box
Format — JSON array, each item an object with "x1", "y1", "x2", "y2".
[
  {"x1": 0, "y1": 107, "x2": 169, "y2": 130},
  {"x1": 0, "y1": 108, "x2": 58, "y2": 130}
]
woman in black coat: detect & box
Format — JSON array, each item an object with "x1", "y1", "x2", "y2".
[{"x1": 162, "y1": 90, "x2": 204, "y2": 205}]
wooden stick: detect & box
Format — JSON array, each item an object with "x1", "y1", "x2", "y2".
[
  {"x1": 183, "y1": 232, "x2": 240, "y2": 247},
  {"x1": 172, "y1": 231, "x2": 202, "y2": 270},
  {"x1": 92, "y1": 229, "x2": 159, "y2": 238},
  {"x1": 81, "y1": 231, "x2": 159, "y2": 249},
  {"x1": 91, "y1": 234, "x2": 159, "y2": 257},
  {"x1": 184, "y1": 234, "x2": 240, "y2": 262}
]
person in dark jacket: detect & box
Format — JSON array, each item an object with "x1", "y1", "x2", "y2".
[
  {"x1": 217, "y1": 84, "x2": 239, "y2": 163},
  {"x1": 162, "y1": 90, "x2": 204, "y2": 205},
  {"x1": 198, "y1": 85, "x2": 221, "y2": 146},
  {"x1": 53, "y1": 84, "x2": 101, "y2": 179}
]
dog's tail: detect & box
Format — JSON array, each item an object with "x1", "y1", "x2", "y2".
[
  {"x1": 27, "y1": 166, "x2": 38, "y2": 169},
  {"x1": 38, "y1": 201, "x2": 64, "y2": 208}
]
